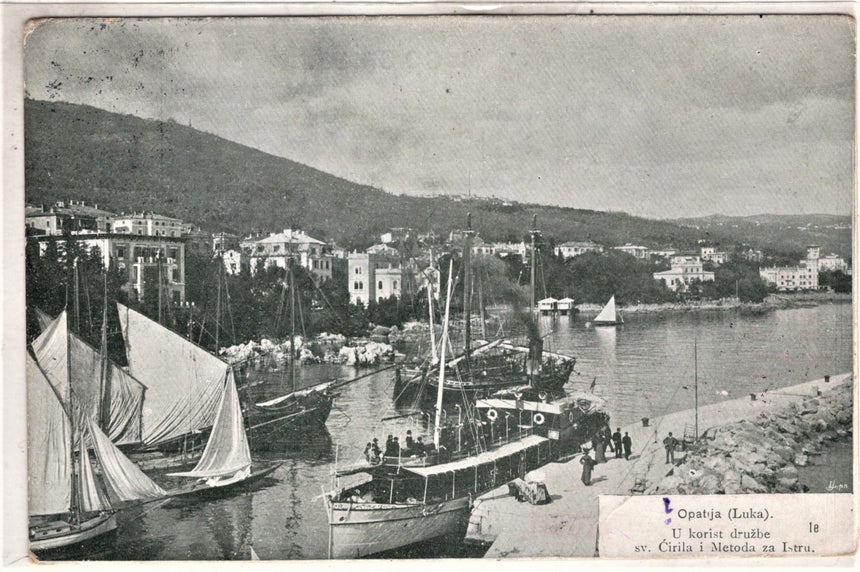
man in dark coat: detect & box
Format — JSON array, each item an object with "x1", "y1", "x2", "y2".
[
  {"x1": 580, "y1": 451, "x2": 596, "y2": 486},
  {"x1": 622, "y1": 432, "x2": 632, "y2": 460},
  {"x1": 612, "y1": 428, "x2": 623, "y2": 459},
  {"x1": 405, "y1": 430, "x2": 415, "y2": 453},
  {"x1": 592, "y1": 435, "x2": 606, "y2": 463},
  {"x1": 663, "y1": 432, "x2": 678, "y2": 464}
]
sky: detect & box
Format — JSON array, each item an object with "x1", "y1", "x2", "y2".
[{"x1": 23, "y1": 15, "x2": 855, "y2": 219}]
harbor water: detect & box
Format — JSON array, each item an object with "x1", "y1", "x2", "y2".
[{"x1": 66, "y1": 302, "x2": 851, "y2": 560}]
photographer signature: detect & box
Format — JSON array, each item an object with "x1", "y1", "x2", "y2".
[{"x1": 826, "y1": 480, "x2": 849, "y2": 492}]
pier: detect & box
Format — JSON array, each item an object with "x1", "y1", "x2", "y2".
[{"x1": 465, "y1": 372, "x2": 852, "y2": 558}]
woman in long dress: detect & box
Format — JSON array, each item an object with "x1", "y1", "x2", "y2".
[{"x1": 580, "y1": 451, "x2": 596, "y2": 486}]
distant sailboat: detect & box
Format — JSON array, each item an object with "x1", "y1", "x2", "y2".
[{"x1": 592, "y1": 295, "x2": 623, "y2": 326}]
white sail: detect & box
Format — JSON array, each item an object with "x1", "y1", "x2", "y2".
[
  {"x1": 78, "y1": 444, "x2": 110, "y2": 513},
  {"x1": 27, "y1": 352, "x2": 72, "y2": 516},
  {"x1": 87, "y1": 418, "x2": 166, "y2": 503},
  {"x1": 168, "y1": 369, "x2": 251, "y2": 478},
  {"x1": 32, "y1": 311, "x2": 146, "y2": 445},
  {"x1": 117, "y1": 303, "x2": 226, "y2": 446},
  {"x1": 34, "y1": 307, "x2": 54, "y2": 332},
  {"x1": 594, "y1": 296, "x2": 620, "y2": 324}
]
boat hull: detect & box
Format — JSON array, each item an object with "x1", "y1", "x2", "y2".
[
  {"x1": 327, "y1": 496, "x2": 471, "y2": 559},
  {"x1": 30, "y1": 513, "x2": 117, "y2": 552},
  {"x1": 166, "y1": 462, "x2": 282, "y2": 500}
]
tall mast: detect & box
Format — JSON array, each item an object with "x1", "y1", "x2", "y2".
[
  {"x1": 434, "y1": 259, "x2": 455, "y2": 449},
  {"x1": 98, "y1": 270, "x2": 110, "y2": 431},
  {"x1": 215, "y1": 262, "x2": 222, "y2": 353},
  {"x1": 462, "y1": 214, "x2": 474, "y2": 363},
  {"x1": 289, "y1": 257, "x2": 297, "y2": 394},
  {"x1": 529, "y1": 215, "x2": 538, "y2": 316},
  {"x1": 157, "y1": 252, "x2": 164, "y2": 325},
  {"x1": 73, "y1": 257, "x2": 80, "y2": 334},
  {"x1": 528, "y1": 216, "x2": 539, "y2": 385},
  {"x1": 68, "y1": 259, "x2": 80, "y2": 521},
  {"x1": 694, "y1": 339, "x2": 698, "y2": 441},
  {"x1": 426, "y1": 248, "x2": 438, "y2": 364}
]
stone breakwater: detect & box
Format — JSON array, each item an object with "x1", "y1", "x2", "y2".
[
  {"x1": 653, "y1": 378, "x2": 853, "y2": 495},
  {"x1": 219, "y1": 334, "x2": 393, "y2": 367}
]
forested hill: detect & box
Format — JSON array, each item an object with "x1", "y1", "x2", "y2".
[
  {"x1": 673, "y1": 214, "x2": 852, "y2": 260},
  {"x1": 24, "y1": 98, "x2": 837, "y2": 254}
]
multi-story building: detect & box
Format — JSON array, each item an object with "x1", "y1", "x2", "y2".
[
  {"x1": 818, "y1": 254, "x2": 849, "y2": 273},
  {"x1": 241, "y1": 229, "x2": 334, "y2": 282},
  {"x1": 759, "y1": 246, "x2": 821, "y2": 291},
  {"x1": 554, "y1": 241, "x2": 604, "y2": 259},
  {"x1": 648, "y1": 248, "x2": 677, "y2": 260},
  {"x1": 31, "y1": 232, "x2": 186, "y2": 303},
  {"x1": 112, "y1": 212, "x2": 189, "y2": 238},
  {"x1": 213, "y1": 232, "x2": 241, "y2": 254},
  {"x1": 490, "y1": 242, "x2": 527, "y2": 258},
  {"x1": 613, "y1": 243, "x2": 650, "y2": 259},
  {"x1": 653, "y1": 254, "x2": 716, "y2": 292},
  {"x1": 700, "y1": 246, "x2": 729, "y2": 266},
  {"x1": 25, "y1": 200, "x2": 117, "y2": 235},
  {"x1": 347, "y1": 248, "x2": 439, "y2": 306}
]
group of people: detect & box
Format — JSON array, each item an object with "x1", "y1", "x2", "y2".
[
  {"x1": 580, "y1": 429, "x2": 680, "y2": 486},
  {"x1": 579, "y1": 425, "x2": 633, "y2": 486},
  {"x1": 365, "y1": 430, "x2": 432, "y2": 464}
]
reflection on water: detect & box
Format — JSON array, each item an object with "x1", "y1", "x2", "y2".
[{"x1": 61, "y1": 302, "x2": 851, "y2": 561}]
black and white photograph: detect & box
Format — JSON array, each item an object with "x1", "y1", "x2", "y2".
[{"x1": 9, "y1": 9, "x2": 856, "y2": 562}]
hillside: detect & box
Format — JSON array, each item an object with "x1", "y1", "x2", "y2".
[
  {"x1": 24, "y1": 98, "x2": 840, "y2": 255},
  {"x1": 673, "y1": 214, "x2": 852, "y2": 260}
]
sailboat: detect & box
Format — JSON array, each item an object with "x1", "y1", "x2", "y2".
[
  {"x1": 28, "y1": 348, "x2": 166, "y2": 553},
  {"x1": 592, "y1": 295, "x2": 624, "y2": 326},
  {"x1": 241, "y1": 258, "x2": 334, "y2": 444},
  {"x1": 165, "y1": 364, "x2": 281, "y2": 497},
  {"x1": 399, "y1": 216, "x2": 575, "y2": 402},
  {"x1": 323, "y1": 260, "x2": 606, "y2": 558},
  {"x1": 32, "y1": 310, "x2": 147, "y2": 447}
]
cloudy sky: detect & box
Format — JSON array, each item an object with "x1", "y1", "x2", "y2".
[{"x1": 24, "y1": 16, "x2": 854, "y2": 218}]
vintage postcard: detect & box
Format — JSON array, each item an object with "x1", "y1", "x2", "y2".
[{"x1": 4, "y1": 5, "x2": 856, "y2": 565}]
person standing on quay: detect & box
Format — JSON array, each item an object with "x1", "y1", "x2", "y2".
[
  {"x1": 592, "y1": 434, "x2": 606, "y2": 463},
  {"x1": 580, "y1": 450, "x2": 597, "y2": 486},
  {"x1": 612, "y1": 428, "x2": 623, "y2": 459},
  {"x1": 663, "y1": 432, "x2": 678, "y2": 464},
  {"x1": 622, "y1": 432, "x2": 632, "y2": 460}
]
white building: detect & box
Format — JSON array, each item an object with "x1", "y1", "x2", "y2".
[
  {"x1": 113, "y1": 212, "x2": 189, "y2": 238},
  {"x1": 32, "y1": 233, "x2": 186, "y2": 303},
  {"x1": 554, "y1": 241, "x2": 604, "y2": 259},
  {"x1": 653, "y1": 254, "x2": 716, "y2": 292},
  {"x1": 613, "y1": 243, "x2": 649, "y2": 259},
  {"x1": 759, "y1": 246, "x2": 821, "y2": 291},
  {"x1": 818, "y1": 254, "x2": 849, "y2": 273},
  {"x1": 241, "y1": 229, "x2": 334, "y2": 281},
  {"x1": 347, "y1": 249, "x2": 439, "y2": 306},
  {"x1": 700, "y1": 247, "x2": 729, "y2": 265}
]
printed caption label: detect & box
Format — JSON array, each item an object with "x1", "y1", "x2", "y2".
[{"x1": 599, "y1": 494, "x2": 854, "y2": 557}]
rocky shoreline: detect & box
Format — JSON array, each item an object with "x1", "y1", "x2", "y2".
[
  {"x1": 577, "y1": 292, "x2": 851, "y2": 316},
  {"x1": 653, "y1": 376, "x2": 853, "y2": 495}
]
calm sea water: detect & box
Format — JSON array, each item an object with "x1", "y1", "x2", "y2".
[{"x1": 81, "y1": 302, "x2": 852, "y2": 561}]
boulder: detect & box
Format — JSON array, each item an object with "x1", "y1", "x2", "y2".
[
  {"x1": 775, "y1": 477, "x2": 799, "y2": 493},
  {"x1": 772, "y1": 446, "x2": 794, "y2": 462},
  {"x1": 741, "y1": 474, "x2": 768, "y2": 493},
  {"x1": 776, "y1": 465, "x2": 798, "y2": 480},
  {"x1": 794, "y1": 454, "x2": 809, "y2": 467}
]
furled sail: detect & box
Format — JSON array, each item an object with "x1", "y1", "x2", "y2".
[
  {"x1": 594, "y1": 296, "x2": 620, "y2": 324},
  {"x1": 87, "y1": 418, "x2": 166, "y2": 503},
  {"x1": 169, "y1": 369, "x2": 251, "y2": 478},
  {"x1": 27, "y1": 352, "x2": 72, "y2": 517},
  {"x1": 32, "y1": 311, "x2": 146, "y2": 445},
  {"x1": 117, "y1": 303, "x2": 225, "y2": 446}
]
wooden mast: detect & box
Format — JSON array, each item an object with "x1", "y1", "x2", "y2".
[{"x1": 434, "y1": 259, "x2": 455, "y2": 449}]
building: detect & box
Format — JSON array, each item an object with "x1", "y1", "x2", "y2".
[
  {"x1": 221, "y1": 249, "x2": 247, "y2": 275},
  {"x1": 112, "y1": 212, "x2": 189, "y2": 238},
  {"x1": 613, "y1": 243, "x2": 649, "y2": 259},
  {"x1": 759, "y1": 246, "x2": 821, "y2": 291},
  {"x1": 653, "y1": 254, "x2": 716, "y2": 292},
  {"x1": 241, "y1": 229, "x2": 334, "y2": 282},
  {"x1": 700, "y1": 246, "x2": 729, "y2": 266},
  {"x1": 818, "y1": 254, "x2": 849, "y2": 273},
  {"x1": 213, "y1": 232, "x2": 241, "y2": 254},
  {"x1": 554, "y1": 241, "x2": 604, "y2": 259},
  {"x1": 648, "y1": 248, "x2": 677, "y2": 260},
  {"x1": 32, "y1": 232, "x2": 186, "y2": 303},
  {"x1": 347, "y1": 248, "x2": 439, "y2": 306},
  {"x1": 489, "y1": 242, "x2": 527, "y2": 258},
  {"x1": 25, "y1": 200, "x2": 117, "y2": 235}
]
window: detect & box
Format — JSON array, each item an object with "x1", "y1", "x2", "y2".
[
  {"x1": 354, "y1": 281, "x2": 358, "y2": 290},
  {"x1": 378, "y1": 281, "x2": 383, "y2": 290},
  {"x1": 116, "y1": 246, "x2": 126, "y2": 258},
  {"x1": 393, "y1": 281, "x2": 398, "y2": 289},
  {"x1": 169, "y1": 248, "x2": 178, "y2": 259},
  {"x1": 359, "y1": 281, "x2": 364, "y2": 290}
]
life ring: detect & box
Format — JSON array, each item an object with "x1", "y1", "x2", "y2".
[
  {"x1": 538, "y1": 391, "x2": 548, "y2": 401},
  {"x1": 534, "y1": 413, "x2": 545, "y2": 425},
  {"x1": 486, "y1": 409, "x2": 498, "y2": 421},
  {"x1": 568, "y1": 411, "x2": 575, "y2": 423}
]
